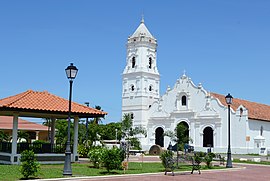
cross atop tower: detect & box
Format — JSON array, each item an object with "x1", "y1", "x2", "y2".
[{"x1": 141, "y1": 13, "x2": 144, "y2": 23}]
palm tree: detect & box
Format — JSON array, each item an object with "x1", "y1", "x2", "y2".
[
  {"x1": 0, "y1": 130, "x2": 8, "y2": 142},
  {"x1": 17, "y1": 131, "x2": 30, "y2": 143},
  {"x1": 92, "y1": 105, "x2": 104, "y2": 124},
  {"x1": 42, "y1": 118, "x2": 51, "y2": 142}
]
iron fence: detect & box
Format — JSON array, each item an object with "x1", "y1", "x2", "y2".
[{"x1": 0, "y1": 142, "x2": 72, "y2": 154}]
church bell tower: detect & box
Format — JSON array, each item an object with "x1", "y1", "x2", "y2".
[{"x1": 122, "y1": 18, "x2": 160, "y2": 127}]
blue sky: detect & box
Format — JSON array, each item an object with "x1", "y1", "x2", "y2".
[{"x1": 1, "y1": 1, "x2": 270, "y2": 124}]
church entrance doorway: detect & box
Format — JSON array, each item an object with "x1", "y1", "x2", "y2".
[
  {"x1": 176, "y1": 122, "x2": 189, "y2": 145},
  {"x1": 203, "y1": 127, "x2": 214, "y2": 147},
  {"x1": 155, "y1": 127, "x2": 164, "y2": 147}
]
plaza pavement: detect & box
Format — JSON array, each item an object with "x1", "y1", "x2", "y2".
[{"x1": 34, "y1": 155, "x2": 270, "y2": 181}]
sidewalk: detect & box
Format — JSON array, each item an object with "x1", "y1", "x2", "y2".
[
  {"x1": 220, "y1": 153, "x2": 270, "y2": 162},
  {"x1": 35, "y1": 155, "x2": 270, "y2": 181},
  {"x1": 33, "y1": 163, "x2": 270, "y2": 181}
]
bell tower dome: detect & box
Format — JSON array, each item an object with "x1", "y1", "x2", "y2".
[{"x1": 122, "y1": 18, "x2": 160, "y2": 127}]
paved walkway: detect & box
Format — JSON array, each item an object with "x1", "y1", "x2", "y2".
[
  {"x1": 80, "y1": 164, "x2": 270, "y2": 181},
  {"x1": 36, "y1": 155, "x2": 270, "y2": 181},
  {"x1": 36, "y1": 163, "x2": 270, "y2": 181}
]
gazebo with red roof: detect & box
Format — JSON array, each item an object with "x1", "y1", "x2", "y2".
[{"x1": 0, "y1": 90, "x2": 107, "y2": 164}]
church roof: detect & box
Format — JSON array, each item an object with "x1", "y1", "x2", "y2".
[
  {"x1": 0, "y1": 116, "x2": 48, "y2": 131},
  {"x1": 211, "y1": 93, "x2": 270, "y2": 122},
  {"x1": 130, "y1": 18, "x2": 155, "y2": 39},
  {"x1": 0, "y1": 90, "x2": 107, "y2": 118}
]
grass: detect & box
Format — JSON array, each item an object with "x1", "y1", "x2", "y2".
[
  {"x1": 246, "y1": 153, "x2": 260, "y2": 156},
  {"x1": 0, "y1": 162, "x2": 225, "y2": 181},
  {"x1": 0, "y1": 162, "x2": 162, "y2": 180}
]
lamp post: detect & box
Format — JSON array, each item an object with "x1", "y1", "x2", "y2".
[
  {"x1": 63, "y1": 63, "x2": 78, "y2": 176},
  {"x1": 84, "y1": 102, "x2": 90, "y2": 141},
  {"x1": 225, "y1": 93, "x2": 233, "y2": 168},
  {"x1": 168, "y1": 141, "x2": 172, "y2": 151},
  {"x1": 115, "y1": 128, "x2": 118, "y2": 143}
]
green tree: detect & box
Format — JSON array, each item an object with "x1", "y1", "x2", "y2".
[
  {"x1": 99, "y1": 122, "x2": 122, "y2": 140},
  {"x1": 54, "y1": 119, "x2": 74, "y2": 144},
  {"x1": 42, "y1": 118, "x2": 51, "y2": 142},
  {"x1": 91, "y1": 105, "x2": 104, "y2": 124},
  {"x1": 164, "y1": 122, "x2": 190, "y2": 151},
  {"x1": 87, "y1": 122, "x2": 101, "y2": 146},
  {"x1": 175, "y1": 123, "x2": 190, "y2": 150},
  {"x1": 78, "y1": 119, "x2": 87, "y2": 144},
  {"x1": 121, "y1": 113, "x2": 146, "y2": 150},
  {"x1": 17, "y1": 131, "x2": 30, "y2": 143},
  {"x1": 0, "y1": 131, "x2": 8, "y2": 142}
]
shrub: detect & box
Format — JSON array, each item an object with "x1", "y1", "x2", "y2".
[
  {"x1": 78, "y1": 144, "x2": 90, "y2": 158},
  {"x1": 159, "y1": 150, "x2": 173, "y2": 168},
  {"x1": 88, "y1": 146, "x2": 105, "y2": 168},
  {"x1": 102, "y1": 147, "x2": 125, "y2": 172},
  {"x1": 129, "y1": 137, "x2": 142, "y2": 150},
  {"x1": 194, "y1": 152, "x2": 204, "y2": 164},
  {"x1": 19, "y1": 150, "x2": 40, "y2": 179},
  {"x1": 204, "y1": 153, "x2": 215, "y2": 168},
  {"x1": 32, "y1": 140, "x2": 48, "y2": 144}
]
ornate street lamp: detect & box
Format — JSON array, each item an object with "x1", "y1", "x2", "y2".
[
  {"x1": 63, "y1": 63, "x2": 78, "y2": 176},
  {"x1": 225, "y1": 93, "x2": 233, "y2": 168}
]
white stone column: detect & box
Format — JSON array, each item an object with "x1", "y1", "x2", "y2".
[
  {"x1": 215, "y1": 123, "x2": 222, "y2": 148},
  {"x1": 190, "y1": 121, "x2": 195, "y2": 145},
  {"x1": 11, "y1": 114, "x2": 19, "y2": 164},
  {"x1": 35, "y1": 131, "x2": 39, "y2": 140},
  {"x1": 176, "y1": 92, "x2": 181, "y2": 111},
  {"x1": 194, "y1": 122, "x2": 200, "y2": 147},
  {"x1": 50, "y1": 118, "x2": 56, "y2": 144},
  {"x1": 72, "y1": 116, "x2": 79, "y2": 162}
]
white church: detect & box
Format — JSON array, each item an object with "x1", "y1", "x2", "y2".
[{"x1": 122, "y1": 19, "x2": 270, "y2": 155}]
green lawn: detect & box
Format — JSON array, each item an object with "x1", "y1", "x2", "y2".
[{"x1": 0, "y1": 162, "x2": 223, "y2": 181}]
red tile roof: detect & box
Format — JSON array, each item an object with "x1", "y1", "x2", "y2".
[
  {"x1": 0, "y1": 116, "x2": 48, "y2": 131},
  {"x1": 211, "y1": 93, "x2": 270, "y2": 121},
  {"x1": 0, "y1": 90, "x2": 107, "y2": 118}
]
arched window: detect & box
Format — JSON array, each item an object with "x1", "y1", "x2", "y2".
[
  {"x1": 182, "y1": 95, "x2": 187, "y2": 106},
  {"x1": 130, "y1": 113, "x2": 134, "y2": 119},
  {"x1": 149, "y1": 57, "x2": 152, "y2": 69},
  {"x1": 132, "y1": 57, "x2": 136, "y2": 68},
  {"x1": 149, "y1": 85, "x2": 152, "y2": 91},
  {"x1": 131, "y1": 85, "x2": 135, "y2": 91},
  {"x1": 240, "y1": 108, "x2": 243, "y2": 117}
]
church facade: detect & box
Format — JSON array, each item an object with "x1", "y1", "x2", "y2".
[{"x1": 122, "y1": 19, "x2": 270, "y2": 154}]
